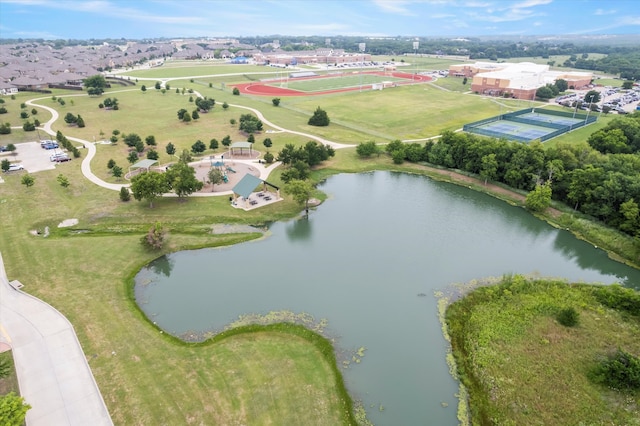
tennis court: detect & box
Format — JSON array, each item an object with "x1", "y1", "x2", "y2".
[
  {"x1": 518, "y1": 111, "x2": 584, "y2": 127},
  {"x1": 463, "y1": 108, "x2": 597, "y2": 143}
]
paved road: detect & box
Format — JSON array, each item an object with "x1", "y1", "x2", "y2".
[{"x1": 0, "y1": 252, "x2": 113, "y2": 425}]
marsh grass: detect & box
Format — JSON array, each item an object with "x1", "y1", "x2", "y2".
[{"x1": 445, "y1": 276, "x2": 640, "y2": 425}]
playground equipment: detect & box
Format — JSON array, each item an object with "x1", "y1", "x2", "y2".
[{"x1": 226, "y1": 166, "x2": 236, "y2": 173}]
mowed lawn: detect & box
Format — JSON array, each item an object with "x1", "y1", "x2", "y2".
[{"x1": 280, "y1": 73, "x2": 406, "y2": 92}]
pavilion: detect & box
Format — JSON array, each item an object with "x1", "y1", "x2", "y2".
[{"x1": 231, "y1": 173, "x2": 281, "y2": 210}]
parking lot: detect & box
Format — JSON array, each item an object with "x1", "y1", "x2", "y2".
[{"x1": 1, "y1": 141, "x2": 71, "y2": 173}]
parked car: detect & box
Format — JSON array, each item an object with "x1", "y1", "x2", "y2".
[
  {"x1": 42, "y1": 142, "x2": 59, "y2": 150},
  {"x1": 51, "y1": 153, "x2": 71, "y2": 162},
  {"x1": 0, "y1": 145, "x2": 7, "y2": 152},
  {"x1": 6, "y1": 163, "x2": 24, "y2": 172}
]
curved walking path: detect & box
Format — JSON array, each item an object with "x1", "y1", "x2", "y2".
[
  {"x1": 26, "y1": 92, "x2": 355, "y2": 194},
  {"x1": 0, "y1": 252, "x2": 113, "y2": 425}
]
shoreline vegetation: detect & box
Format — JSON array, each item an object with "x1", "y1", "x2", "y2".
[{"x1": 443, "y1": 275, "x2": 640, "y2": 424}]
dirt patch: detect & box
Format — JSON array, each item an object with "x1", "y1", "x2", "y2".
[{"x1": 58, "y1": 218, "x2": 79, "y2": 228}]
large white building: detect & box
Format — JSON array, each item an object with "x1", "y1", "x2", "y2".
[{"x1": 449, "y1": 61, "x2": 593, "y2": 99}]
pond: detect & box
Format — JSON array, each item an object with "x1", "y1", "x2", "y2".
[{"x1": 135, "y1": 171, "x2": 640, "y2": 425}]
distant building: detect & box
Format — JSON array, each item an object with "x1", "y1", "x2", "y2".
[{"x1": 449, "y1": 61, "x2": 593, "y2": 99}]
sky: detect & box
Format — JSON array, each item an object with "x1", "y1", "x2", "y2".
[{"x1": 0, "y1": 0, "x2": 639, "y2": 40}]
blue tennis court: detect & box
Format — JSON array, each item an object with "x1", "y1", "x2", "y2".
[{"x1": 463, "y1": 107, "x2": 597, "y2": 143}]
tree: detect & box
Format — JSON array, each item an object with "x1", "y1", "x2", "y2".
[
  {"x1": 284, "y1": 179, "x2": 314, "y2": 213},
  {"x1": 191, "y1": 140, "x2": 206, "y2": 153},
  {"x1": 141, "y1": 85, "x2": 147, "y2": 93},
  {"x1": 76, "y1": 115, "x2": 85, "y2": 128},
  {"x1": 0, "y1": 107, "x2": 7, "y2": 114},
  {"x1": 1, "y1": 159, "x2": 10, "y2": 172},
  {"x1": 147, "y1": 149, "x2": 159, "y2": 160},
  {"x1": 356, "y1": 141, "x2": 380, "y2": 158},
  {"x1": 281, "y1": 160, "x2": 310, "y2": 183},
  {"x1": 87, "y1": 87, "x2": 103, "y2": 96},
  {"x1": 525, "y1": 182, "x2": 552, "y2": 212},
  {"x1": 191, "y1": 109, "x2": 199, "y2": 120},
  {"x1": 584, "y1": 90, "x2": 601, "y2": 104},
  {"x1": 179, "y1": 149, "x2": 192, "y2": 164},
  {"x1": 6, "y1": 144, "x2": 16, "y2": 155},
  {"x1": 182, "y1": 111, "x2": 192, "y2": 123},
  {"x1": 622, "y1": 81, "x2": 634, "y2": 90},
  {"x1": 222, "y1": 101, "x2": 229, "y2": 110},
  {"x1": 127, "y1": 151, "x2": 139, "y2": 164},
  {"x1": 141, "y1": 222, "x2": 166, "y2": 250},
  {"x1": 554, "y1": 78, "x2": 568, "y2": 92},
  {"x1": 176, "y1": 108, "x2": 188, "y2": 120},
  {"x1": 22, "y1": 121, "x2": 35, "y2": 131},
  {"x1": 480, "y1": 153, "x2": 498, "y2": 185},
  {"x1": 232, "y1": 87, "x2": 240, "y2": 95},
  {"x1": 20, "y1": 111, "x2": 29, "y2": 119},
  {"x1": 535, "y1": 84, "x2": 556, "y2": 100},
  {"x1": 64, "y1": 112, "x2": 78, "y2": 125},
  {"x1": 83, "y1": 74, "x2": 106, "y2": 94},
  {"x1": 264, "y1": 152, "x2": 274, "y2": 163},
  {"x1": 263, "y1": 138, "x2": 273, "y2": 149},
  {"x1": 154, "y1": 81, "x2": 161, "y2": 90},
  {"x1": 222, "y1": 135, "x2": 232, "y2": 147},
  {"x1": 21, "y1": 174, "x2": 35, "y2": 188},
  {"x1": 209, "y1": 138, "x2": 219, "y2": 150},
  {"x1": 123, "y1": 133, "x2": 142, "y2": 148},
  {"x1": 165, "y1": 162, "x2": 203, "y2": 198},
  {"x1": 239, "y1": 113, "x2": 263, "y2": 134},
  {"x1": 145, "y1": 135, "x2": 156, "y2": 146},
  {"x1": 130, "y1": 171, "x2": 169, "y2": 207},
  {"x1": 0, "y1": 392, "x2": 31, "y2": 426},
  {"x1": 119, "y1": 186, "x2": 131, "y2": 201},
  {"x1": 272, "y1": 98, "x2": 281, "y2": 106},
  {"x1": 103, "y1": 97, "x2": 119, "y2": 109},
  {"x1": 57, "y1": 174, "x2": 70, "y2": 187},
  {"x1": 0, "y1": 123, "x2": 11, "y2": 134},
  {"x1": 195, "y1": 97, "x2": 215, "y2": 112},
  {"x1": 112, "y1": 165, "x2": 123, "y2": 179},
  {"x1": 247, "y1": 133, "x2": 255, "y2": 144},
  {"x1": 207, "y1": 168, "x2": 223, "y2": 191},
  {"x1": 166, "y1": 142, "x2": 176, "y2": 156},
  {"x1": 308, "y1": 107, "x2": 330, "y2": 126}
]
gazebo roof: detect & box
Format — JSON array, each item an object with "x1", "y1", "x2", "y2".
[
  {"x1": 230, "y1": 141, "x2": 252, "y2": 149},
  {"x1": 232, "y1": 174, "x2": 263, "y2": 199},
  {"x1": 130, "y1": 159, "x2": 158, "y2": 170}
]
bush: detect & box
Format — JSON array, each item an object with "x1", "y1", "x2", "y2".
[
  {"x1": 557, "y1": 307, "x2": 579, "y2": 327},
  {"x1": 119, "y1": 187, "x2": 131, "y2": 202},
  {"x1": 141, "y1": 222, "x2": 165, "y2": 250},
  {"x1": 590, "y1": 349, "x2": 640, "y2": 390},
  {"x1": 263, "y1": 152, "x2": 274, "y2": 163},
  {"x1": 308, "y1": 106, "x2": 330, "y2": 126},
  {"x1": 232, "y1": 87, "x2": 240, "y2": 95}
]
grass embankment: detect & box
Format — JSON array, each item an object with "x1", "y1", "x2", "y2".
[
  {"x1": 445, "y1": 275, "x2": 640, "y2": 425},
  {"x1": 0, "y1": 351, "x2": 19, "y2": 396}
]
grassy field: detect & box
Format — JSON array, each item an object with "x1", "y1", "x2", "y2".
[
  {"x1": 278, "y1": 73, "x2": 406, "y2": 92},
  {"x1": 1, "y1": 61, "x2": 638, "y2": 425},
  {"x1": 445, "y1": 276, "x2": 640, "y2": 424}
]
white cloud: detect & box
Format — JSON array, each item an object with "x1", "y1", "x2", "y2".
[
  {"x1": 372, "y1": 0, "x2": 412, "y2": 15},
  {"x1": 594, "y1": 9, "x2": 617, "y2": 16}
]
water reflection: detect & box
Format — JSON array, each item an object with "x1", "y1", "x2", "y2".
[
  {"x1": 149, "y1": 255, "x2": 174, "y2": 277},
  {"x1": 285, "y1": 216, "x2": 313, "y2": 242}
]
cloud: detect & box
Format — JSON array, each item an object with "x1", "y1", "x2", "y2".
[
  {"x1": 594, "y1": 9, "x2": 617, "y2": 16},
  {"x1": 372, "y1": 0, "x2": 413, "y2": 15}
]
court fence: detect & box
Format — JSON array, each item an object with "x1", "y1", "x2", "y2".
[{"x1": 463, "y1": 108, "x2": 597, "y2": 143}]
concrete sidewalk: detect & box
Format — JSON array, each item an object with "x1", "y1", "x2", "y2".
[{"x1": 0, "y1": 252, "x2": 113, "y2": 425}]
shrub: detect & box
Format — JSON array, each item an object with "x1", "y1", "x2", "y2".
[
  {"x1": 263, "y1": 152, "x2": 274, "y2": 163},
  {"x1": 141, "y1": 222, "x2": 165, "y2": 250},
  {"x1": 557, "y1": 307, "x2": 579, "y2": 327},
  {"x1": 590, "y1": 349, "x2": 640, "y2": 390},
  {"x1": 232, "y1": 87, "x2": 240, "y2": 95},
  {"x1": 119, "y1": 187, "x2": 131, "y2": 202}
]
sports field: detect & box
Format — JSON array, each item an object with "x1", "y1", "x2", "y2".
[
  {"x1": 473, "y1": 120, "x2": 553, "y2": 141},
  {"x1": 236, "y1": 71, "x2": 431, "y2": 96}
]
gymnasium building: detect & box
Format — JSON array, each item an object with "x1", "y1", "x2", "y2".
[{"x1": 449, "y1": 62, "x2": 593, "y2": 100}]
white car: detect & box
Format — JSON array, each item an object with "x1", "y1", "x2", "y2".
[{"x1": 7, "y1": 163, "x2": 24, "y2": 172}]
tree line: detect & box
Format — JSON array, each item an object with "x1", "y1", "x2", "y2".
[{"x1": 359, "y1": 112, "x2": 640, "y2": 238}]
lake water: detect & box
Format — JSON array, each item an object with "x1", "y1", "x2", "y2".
[{"x1": 135, "y1": 171, "x2": 640, "y2": 425}]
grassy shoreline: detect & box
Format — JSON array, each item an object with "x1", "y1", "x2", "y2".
[{"x1": 444, "y1": 275, "x2": 640, "y2": 424}]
